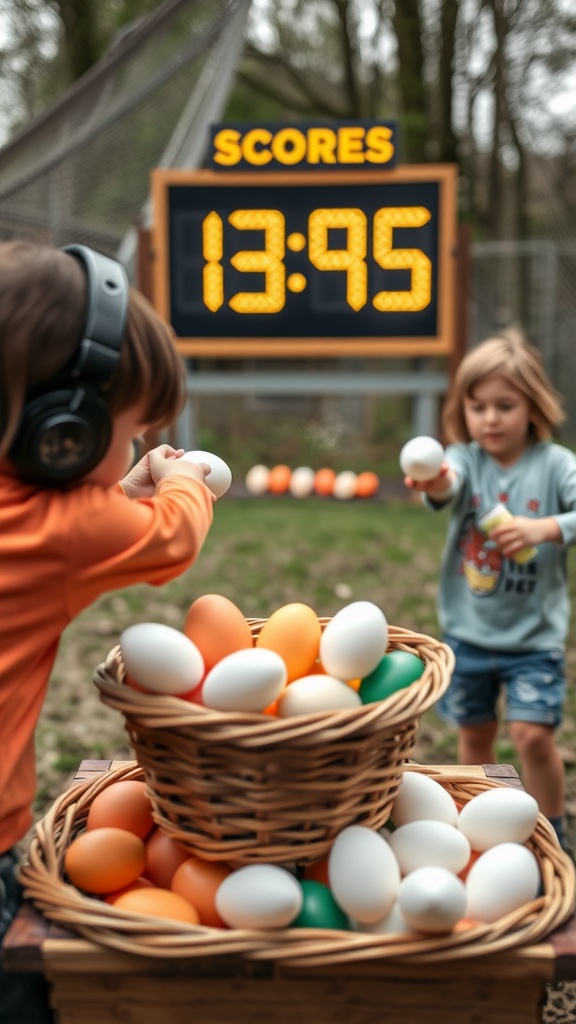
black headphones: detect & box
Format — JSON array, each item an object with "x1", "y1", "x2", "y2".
[{"x1": 9, "y1": 244, "x2": 129, "y2": 485}]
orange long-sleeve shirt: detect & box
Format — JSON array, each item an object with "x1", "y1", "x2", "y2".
[{"x1": 0, "y1": 463, "x2": 213, "y2": 851}]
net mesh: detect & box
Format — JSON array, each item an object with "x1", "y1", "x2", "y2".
[{"x1": 0, "y1": 0, "x2": 249, "y2": 262}]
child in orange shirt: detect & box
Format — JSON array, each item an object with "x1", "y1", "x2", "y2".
[{"x1": 0, "y1": 241, "x2": 215, "y2": 1022}]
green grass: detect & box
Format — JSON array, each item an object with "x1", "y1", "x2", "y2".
[{"x1": 83, "y1": 497, "x2": 447, "y2": 623}]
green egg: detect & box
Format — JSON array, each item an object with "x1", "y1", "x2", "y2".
[
  {"x1": 292, "y1": 880, "x2": 349, "y2": 930},
  {"x1": 359, "y1": 649, "x2": 424, "y2": 704}
]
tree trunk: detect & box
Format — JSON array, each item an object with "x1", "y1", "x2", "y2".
[
  {"x1": 393, "y1": 0, "x2": 427, "y2": 162},
  {"x1": 53, "y1": 0, "x2": 103, "y2": 83},
  {"x1": 437, "y1": 0, "x2": 459, "y2": 164}
]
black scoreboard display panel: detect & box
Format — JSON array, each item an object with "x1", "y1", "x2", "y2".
[{"x1": 152, "y1": 167, "x2": 457, "y2": 357}]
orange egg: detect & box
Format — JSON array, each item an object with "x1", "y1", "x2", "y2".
[
  {"x1": 452, "y1": 917, "x2": 483, "y2": 932},
  {"x1": 183, "y1": 594, "x2": 253, "y2": 672},
  {"x1": 86, "y1": 781, "x2": 155, "y2": 840},
  {"x1": 256, "y1": 603, "x2": 321, "y2": 682},
  {"x1": 171, "y1": 857, "x2": 232, "y2": 927},
  {"x1": 65, "y1": 828, "x2": 146, "y2": 894},
  {"x1": 144, "y1": 828, "x2": 191, "y2": 888},
  {"x1": 113, "y1": 887, "x2": 200, "y2": 924},
  {"x1": 268, "y1": 464, "x2": 292, "y2": 494},
  {"x1": 263, "y1": 699, "x2": 279, "y2": 715},
  {"x1": 346, "y1": 678, "x2": 362, "y2": 691},
  {"x1": 314, "y1": 468, "x2": 336, "y2": 496},
  {"x1": 103, "y1": 876, "x2": 154, "y2": 904},
  {"x1": 303, "y1": 856, "x2": 330, "y2": 886},
  {"x1": 307, "y1": 660, "x2": 327, "y2": 675},
  {"x1": 355, "y1": 471, "x2": 380, "y2": 498}
]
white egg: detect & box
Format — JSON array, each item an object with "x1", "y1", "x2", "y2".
[
  {"x1": 457, "y1": 787, "x2": 539, "y2": 851},
  {"x1": 465, "y1": 843, "x2": 540, "y2": 923},
  {"x1": 391, "y1": 771, "x2": 459, "y2": 827},
  {"x1": 120, "y1": 622, "x2": 204, "y2": 695},
  {"x1": 181, "y1": 450, "x2": 232, "y2": 498},
  {"x1": 328, "y1": 825, "x2": 400, "y2": 924},
  {"x1": 320, "y1": 601, "x2": 388, "y2": 680},
  {"x1": 388, "y1": 820, "x2": 471, "y2": 875},
  {"x1": 289, "y1": 466, "x2": 315, "y2": 498},
  {"x1": 245, "y1": 464, "x2": 270, "y2": 495},
  {"x1": 277, "y1": 675, "x2": 362, "y2": 717},
  {"x1": 399, "y1": 436, "x2": 444, "y2": 482},
  {"x1": 332, "y1": 471, "x2": 357, "y2": 500},
  {"x1": 215, "y1": 865, "x2": 303, "y2": 929},
  {"x1": 202, "y1": 648, "x2": 287, "y2": 712},
  {"x1": 398, "y1": 866, "x2": 467, "y2": 933},
  {"x1": 350, "y1": 901, "x2": 416, "y2": 935}
]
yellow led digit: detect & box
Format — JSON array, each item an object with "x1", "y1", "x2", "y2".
[
  {"x1": 228, "y1": 209, "x2": 285, "y2": 313},
  {"x1": 373, "y1": 206, "x2": 432, "y2": 311},
  {"x1": 202, "y1": 212, "x2": 224, "y2": 312},
  {"x1": 308, "y1": 208, "x2": 367, "y2": 310}
]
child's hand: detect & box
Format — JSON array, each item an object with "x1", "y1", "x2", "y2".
[
  {"x1": 489, "y1": 515, "x2": 562, "y2": 557},
  {"x1": 119, "y1": 444, "x2": 188, "y2": 499},
  {"x1": 403, "y1": 461, "x2": 454, "y2": 496},
  {"x1": 148, "y1": 447, "x2": 216, "y2": 500}
]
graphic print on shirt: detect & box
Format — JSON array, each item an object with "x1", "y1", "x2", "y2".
[
  {"x1": 456, "y1": 512, "x2": 538, "y2": 598},
  {"x1": 457, "y1": 515, "x2": 503, "y2": 595}
]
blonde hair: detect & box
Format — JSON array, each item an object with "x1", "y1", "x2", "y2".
[
  {"x1": 442, "y1": 327, "x2": 565, "y2": 444},
  {"x1": 0, "y1": 240, "x2": 186, "y2": 458}
]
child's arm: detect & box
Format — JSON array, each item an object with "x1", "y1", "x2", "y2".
[{"x1": 404, "y1": 462, "x2": 459, "y2": 504}]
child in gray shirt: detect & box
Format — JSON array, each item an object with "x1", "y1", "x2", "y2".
[{"x1": 404, "y1": 328, "x2": 576, "y2": 854}]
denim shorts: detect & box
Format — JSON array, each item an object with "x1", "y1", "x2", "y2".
[{"x1": 436, "y1": 636, "x2": 565, "y2": 728}]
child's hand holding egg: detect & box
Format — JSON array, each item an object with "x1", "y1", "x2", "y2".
[{"x1": 399, "y1": 435, "x2": 445, "y2": 487}]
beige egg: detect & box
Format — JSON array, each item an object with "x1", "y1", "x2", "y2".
[
  {"x1": 215, "y1": 865, "x2": 303, "y2": 929},
  {"x1": 120, "y1": 623, "x2": 204, "y2": 695},
  {"x1": 465, "y1": 843, "x2": 540, "y2": 922},
  {"x1": 320, "y1": 601, "x2": 388, "y2": 680},
  {"x1": 398, "y1": 866, "x2": 467, "y2": 932},
  {"x1": 245, "y1": 464, "x2": 270, "y2": 495},
  {"x1": 277, "y1": 675, "x2": 362, "y2": 716},
  {"x1": 332, "y1": 471, "x2": 358, "y2": 500},
  {"x1": 289, "y1": 466, "x2": 315, "y2": 497},
  {"x1": 202, "y1": 648, "x2": 287, "y2": 712}
]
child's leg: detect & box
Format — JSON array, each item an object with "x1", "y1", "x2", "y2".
[
  {"x1": 458, "y1": 720, "x2": 499, "y2": 765},
  {"x1": 507, "y1": 721, "x2": 565, "y2": 819}
]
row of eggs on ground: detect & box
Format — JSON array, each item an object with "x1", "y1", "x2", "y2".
[
  {"x1": 121, "y1": 597, "x2": 423, "y2": 714},
  {"x1": 245, "y1": 464, "x2": 381, "y2": 499},
  {"x1": 64, "y1": 770, "x2": 542, "y2": 933}
]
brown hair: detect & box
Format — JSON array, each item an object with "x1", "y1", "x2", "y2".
[
  {"x1": 442, "y1": 326, "x2": 565, "y2": 444},
  {"x1": 0, "y1": 240, "x2": 186, "y2": 458}
]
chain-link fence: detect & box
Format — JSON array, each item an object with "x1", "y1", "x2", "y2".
[{"x1": 471, "y1": 241, "x2": 576, "y2": 438}]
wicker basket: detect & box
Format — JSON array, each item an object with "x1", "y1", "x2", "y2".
[
  {"x1": 92, "y1": 621, "x2": 454, "y2": 865},
  {"x1": 19, "y1": 762, "x2": 575, "y2": 964}
]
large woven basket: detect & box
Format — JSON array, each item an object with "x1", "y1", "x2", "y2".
[
  {"x1": 19, "y1": 762, "x2": 575, "y2": 964},
  {"x1": 92, "y1": 620, "x2": 453, "y2": 865}
]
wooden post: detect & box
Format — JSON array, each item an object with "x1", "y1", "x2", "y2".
[
  {"x1": 450, "y1": 221, "x2": 471, "y2": 382},
  {"x1": 136, "y1": 224, "x2": 161, "y2": 452}
]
